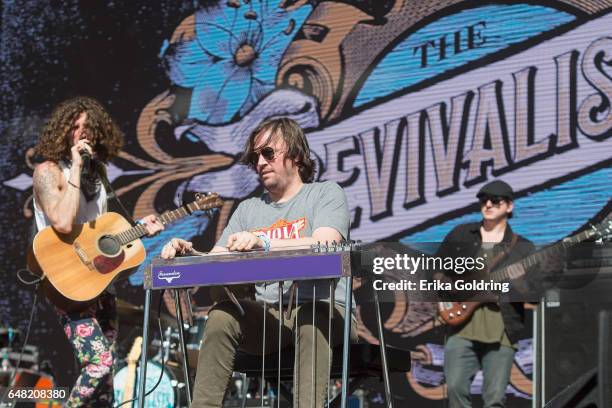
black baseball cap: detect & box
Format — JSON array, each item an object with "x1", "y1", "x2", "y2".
[{"x1": 476, "y1": 180, "x2": 514, "y2": 200}]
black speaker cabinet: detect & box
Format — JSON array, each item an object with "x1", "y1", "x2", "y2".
[{"x1": 543, "y1": 283, "x2": 612, "y2": 406}]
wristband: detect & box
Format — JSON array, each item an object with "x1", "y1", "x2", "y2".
[
  {"x1": 67, "y1": 180, "x2": 80, "y2": 189},
  {"x1": 255, "y1": 232, "x2": 271, "y2": 252}
]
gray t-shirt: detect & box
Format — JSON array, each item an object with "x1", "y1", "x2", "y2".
[{"x1": 217, "y1": 181, "x2": 352, "y2": 305}]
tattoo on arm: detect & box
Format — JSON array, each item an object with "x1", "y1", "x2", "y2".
[{"x1": 34, "y1": 165, "x2": 61, "y2": 211}]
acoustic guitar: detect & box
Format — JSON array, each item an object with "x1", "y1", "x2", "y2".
[
  {"x1": 438, "y1": 214, "x2": 611, "y2": 326},
  {"x1": 28, "y1": 192, "x2": 223, "y2": 310}
]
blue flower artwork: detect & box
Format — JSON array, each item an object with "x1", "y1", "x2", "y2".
[{"x1": 161, "y1": 0, "x2": 312, "y2": 124}]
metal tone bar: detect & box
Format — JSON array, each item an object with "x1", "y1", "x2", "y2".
[
  {"x1": 137, "y1": 289, "x2": 152, "y2": 408},
  {"x1": 373, "y1": 287, "x2": 393, "y2": 408},
  {"x1": 340, "y1": 276, "x2": 353, "y2": 408},
  {"x1": 174, "y1": 289, "x2": 192, "y2": 406}
]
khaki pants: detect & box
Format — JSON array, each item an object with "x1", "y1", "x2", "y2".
[{"x1": 191, "y1": 299, "x2": 357, "y2": 407}]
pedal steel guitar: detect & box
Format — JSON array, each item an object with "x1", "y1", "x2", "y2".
[{"x1": 137, "y1": 242, "x2": 369, "y2": 408}]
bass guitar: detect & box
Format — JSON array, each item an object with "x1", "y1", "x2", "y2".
[{"x1": 438, "y1": 214, "x2": 611, "y2": 326}]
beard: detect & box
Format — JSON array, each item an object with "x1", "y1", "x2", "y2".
[{"x1": 262, "y1": 176, "x2": 282, "y2": 193}]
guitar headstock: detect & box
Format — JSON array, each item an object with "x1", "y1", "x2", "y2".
[
  {"x1": 127, "y1": 336, "x2": 143, "y2": 365},
  {"x1": 193, "y1": 192, "x2": 225, "y2": 212},
  {"x1": 586, "y1": 212, "x2": 612, "y2": 242}
]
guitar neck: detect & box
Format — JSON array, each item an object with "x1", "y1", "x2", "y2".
[
  {"x1": 490, "y1": 227, "x2": 599, "y2": 282},
  {"x1": 114, "y1": 202, "x2": 202, "y2": 246},
  {"x1": 122, "y1": 362, "x2": 137, "y2": 405}
]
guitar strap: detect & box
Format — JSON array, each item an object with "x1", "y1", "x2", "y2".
[
  {"x1": 96, "y1": 162, "x2": 137, "y2": 227},
  {"x1": 486, "y1": 233, "x2": 519, "y2": 273}
]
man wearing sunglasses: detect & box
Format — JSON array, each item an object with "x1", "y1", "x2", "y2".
[
  {"x1": 161, "y1": 117, "x2": 357, "y2": 407},
  {"x1": 438, "y1": 180, "x2": 536, "y2": 408}
]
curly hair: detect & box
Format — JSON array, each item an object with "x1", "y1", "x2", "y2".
[
  {"x1": 240, "y1": 117, "x2": 316, "y2": 183},
  {"x1": 35, "y1": 96, "x2": 123, "y2": 163}
]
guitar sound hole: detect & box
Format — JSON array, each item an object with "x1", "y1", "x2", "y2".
[{"x1": 98, "y1": 235, "x2": 121, "y2": 256}]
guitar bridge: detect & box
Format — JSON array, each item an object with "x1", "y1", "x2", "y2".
[{"x1": 74, "y1": 242, "x2": 96, "y2": 271}]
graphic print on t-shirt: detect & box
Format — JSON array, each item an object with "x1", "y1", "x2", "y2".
[{"x1": 251, "y1": 217, "x2": 306, "y2": 240}]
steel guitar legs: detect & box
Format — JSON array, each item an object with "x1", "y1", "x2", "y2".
[{"x1": 184, "y1": 300, "x2": 356, "y2": 407}]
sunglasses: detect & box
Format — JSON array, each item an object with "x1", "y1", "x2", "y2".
[
  {"x1": 479, "y1": 196, "x2": 506, "y2": 206},
  {"x1": 248, "y1": 146, "x2": 278, "y2": 166}
]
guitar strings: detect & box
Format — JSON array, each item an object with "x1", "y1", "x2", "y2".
[{"x1": 188, "y1": 241, "x2": 353, "y2": 257}]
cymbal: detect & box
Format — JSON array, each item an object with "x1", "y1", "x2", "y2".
[{"x1": 116, "y1": 299, "x2": 177, "y2": 328}]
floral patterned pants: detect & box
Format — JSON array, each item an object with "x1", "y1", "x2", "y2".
[{"x1": 55, "y1": 292, "x2": 117, "y2": 407}]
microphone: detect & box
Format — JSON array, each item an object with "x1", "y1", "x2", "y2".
[{"x1": 80, "y1": 150, "x2": 93, "y2": 176}]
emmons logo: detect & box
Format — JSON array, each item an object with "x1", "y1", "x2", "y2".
[{"x1": 158, "y1": 270, "x2": 181, "y2": 283}]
